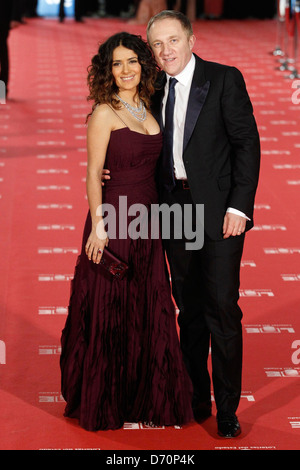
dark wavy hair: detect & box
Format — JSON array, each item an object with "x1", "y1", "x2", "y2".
[{"x1": 86, "y1": 32, "x2": 158, "y2": 120}]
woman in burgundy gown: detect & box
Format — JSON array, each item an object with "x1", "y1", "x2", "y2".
[{"x1": 60, "y1": 32, "x2": 194, "y2": 431}]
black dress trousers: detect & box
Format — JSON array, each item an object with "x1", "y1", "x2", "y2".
[{"x1": 162, "y1": 184, "x2": 244, "y2": 414}]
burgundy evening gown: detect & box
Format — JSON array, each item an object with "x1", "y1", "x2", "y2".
[{"x1": 60, "y1": 127, "x2": 194, "y2": 431}]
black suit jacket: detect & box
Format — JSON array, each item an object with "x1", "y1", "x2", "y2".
[
  {"x1": 0, "y1": 0, "x2": 21, "y2": 27},
  {"x1": 152, "y1": 54, "x2": 261, "y2": 241}
]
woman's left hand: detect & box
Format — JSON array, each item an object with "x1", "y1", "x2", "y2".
[{"x1": 85, "y1": 228, "x2": 109, "y2": 264}]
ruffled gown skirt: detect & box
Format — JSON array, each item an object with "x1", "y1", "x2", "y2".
[{"x1": 60, "y1": 128, "x2": 194, "y2": 431}]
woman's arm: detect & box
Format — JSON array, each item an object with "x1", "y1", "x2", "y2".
[{"x1": 85, "y1": 105, "x2": 112, "y2": 264}]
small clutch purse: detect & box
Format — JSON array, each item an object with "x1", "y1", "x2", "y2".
[{"x1": 100, "y1": 248, "x2": 129, "y2": 280}]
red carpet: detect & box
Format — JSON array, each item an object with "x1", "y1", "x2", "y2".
[{"x1": 0, "y1": 17, "x2": 299, "y2": 451}]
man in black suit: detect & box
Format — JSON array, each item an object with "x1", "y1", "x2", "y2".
[
  {"x1": 0, "y1": 1, "x2": 20, "y2": 97},
  {"x1": 147, "y1": 10, "x2": 260, "y2": 437},
  {"x1": 59, "y1": 0, "x2": 83, "y2": 22}
]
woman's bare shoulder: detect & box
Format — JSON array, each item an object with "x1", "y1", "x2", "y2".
[{"x1": 88, "y1": 103, "x2": 115, "y2": 130}]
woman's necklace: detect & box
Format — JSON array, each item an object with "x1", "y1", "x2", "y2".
[{"x1": 115, "y1": 93, "x2": 146, "y2": 122}]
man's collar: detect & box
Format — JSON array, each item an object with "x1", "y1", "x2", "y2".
[{"x1": 166, "y1": 54, "x2": 195, "y2": 86}]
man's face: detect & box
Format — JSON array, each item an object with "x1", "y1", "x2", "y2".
[{"x1": 148, "y1": 18, "x2": 195, "y2": 76}]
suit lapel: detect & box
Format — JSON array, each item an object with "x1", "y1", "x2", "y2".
[
  {"x1": 155, "y1": 57, "x2": 210, "y2": 148},
  {"x1": 158, "y1": 91, "x2": 164, "y2": 129},
  {"x1": 152, "y1": 74, "x2": 166, "y2": 129},
  {"x1": 183, "y1": 57, "x2": 210, "y2": 151},
  {"x1": 183, "y1": 81, "x2": 210, "y2": 151}
]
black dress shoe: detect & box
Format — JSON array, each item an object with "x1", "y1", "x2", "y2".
[
  {"x1": 217, "y1": 413, "x2": 241, "y2": 438},
  {"x1": 193, "y1": 401, "x2": 212, "y2": 423}
]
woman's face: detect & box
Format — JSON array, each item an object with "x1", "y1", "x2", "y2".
[{"x1": 111, "y1": 45, "x2": 142, "y2": 93}]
